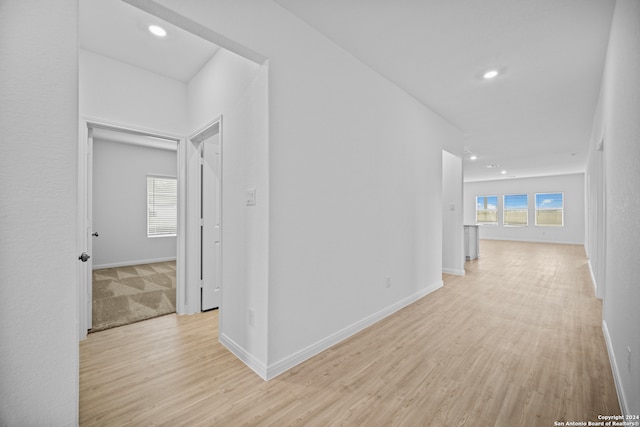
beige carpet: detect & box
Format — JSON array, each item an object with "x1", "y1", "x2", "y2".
[{"x1": 91, "y1": 261, "x2": 176, "y2": 332}]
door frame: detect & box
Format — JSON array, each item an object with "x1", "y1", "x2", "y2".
[
  {"x1": 77, "y1": 117, "x2": 186, "y2": 339},
  {"x1": 596, "y1": 135, "x2": 606, "y2": 301},
  {"x1": 185, "y1": 116, "x2": 223, "y2": 316}
]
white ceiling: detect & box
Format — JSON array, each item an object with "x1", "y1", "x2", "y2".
[
  {"x1": 81, "y1": 0, "x2": 616, "y2": 182},
  {"x1": 274, "y1": 0, "x2": 615, "y2": 182},
  {"x1": 79, "y1": 0, "x2": 219, "y2": 82}
]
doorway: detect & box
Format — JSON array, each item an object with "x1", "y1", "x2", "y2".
[
  {"x1": 190, "y1": 119, "x2": 223, "y2": 311},
  {"x1": 78, "y1": 122, "x2": 183, "y2": 335},
  {"x1": 78, "y1": 1, "x2": 270, "y2": 362}
]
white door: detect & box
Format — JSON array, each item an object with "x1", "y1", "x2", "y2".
[
  {"x1": 201, "y1": 132, "x2": 221, "y2": 310},
  {"x1": 85, "y1": 128, "x2": 95, "y2": 331}
]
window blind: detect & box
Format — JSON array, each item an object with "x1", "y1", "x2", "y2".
[
  {"x1": 147, "y1": 176, "x2": 177, "y2": 237},
  {"x1": 535, "y1": 192, "x2": 564, "y2": 227},
  {"x1": 503, "y1": 194, "x2": 528, "y2": 226},
  {"x1": 476, "y1": 195, "x2": 498, "y2": 225}
]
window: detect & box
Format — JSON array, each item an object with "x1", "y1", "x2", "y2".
[
  {"x1": 476, "y1": 195, "x2": 498, "y2": 225},
  {"x1": 535, "y1": 193, "x2": 564, "y2": 227},
  {"x1": 503, "y1": 194, "x2": 528, "y2": 226},
  {"x1": 147, "y1": 176, "x2": 177, "y2": 237}
]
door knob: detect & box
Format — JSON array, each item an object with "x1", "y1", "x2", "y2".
[
  {"x1": 92, "y1": 232, "x2": 99, "y2": 237},
  {"x1": 78, "y1": 252, "x2": 91, "y2": 262}
]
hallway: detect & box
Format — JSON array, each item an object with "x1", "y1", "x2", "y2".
[{"x1": 79, "y1": 240, "x2": 619, "y2": 425}]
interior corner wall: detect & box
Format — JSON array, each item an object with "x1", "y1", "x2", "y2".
[
  {"x1": 187, "y1": 48, "x2": 269, "y2": 369},
  {"x1": 463, "y1": 174, "x2": 585, "y2": 245},
  {"x1": 0, "y1": 1, "x2": 79, "y2": 425},
  {"x1": 592, "y1": 0, "x2": 640, "y2": 415},
  {"x1": 92, "y1": 139, "x2": 177, "y2": 268},
  {"x1": 79, "y1": 49, "x2": 188, "y2": 135},
  {"x1": 442, "y1": 150, "x2": 465, "y2": 275},
  {"x1": 150, "y1": 0, "x2": 462, "y2": 378}
]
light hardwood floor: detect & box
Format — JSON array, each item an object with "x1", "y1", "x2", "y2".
[{"x1": 80, "y1": 240, "x2": 620, "y2": 426}]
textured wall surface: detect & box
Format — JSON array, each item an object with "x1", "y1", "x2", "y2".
[
  {"x1": 0, "y1": 1, "x2": 79, "y2": 424},
  {"x1": 600, "y1": 0, "x2": 640, "y2": 415}
]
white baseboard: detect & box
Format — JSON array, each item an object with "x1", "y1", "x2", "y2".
[
  {"x1": 265, "y1": 280, "x2": 444, "y2": 380},
  {"x1": 443, "y1": 267, "x2": 465, "y2": 276},
  {"x1": 587, "y1": 259, "x2": 600, "y2": 299},
  {"x1": 479, "y1": 237, "x2": 584, "y2": 245},
  {"x1": 602, "y1": 320, "x2": 628, "y2": 416},
  {"x1": 219, "y1": 333, "x2": 268, "y2": 380},
  {"x1": 92, "y1": 257, "x2": 176, "y2": 270}
]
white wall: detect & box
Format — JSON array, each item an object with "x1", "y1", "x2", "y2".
[
  {"x1": 442, "y1": 150, "x2": 465, "y2": 275},
  {"x1": 146, "y1": 0, "x2": 463, "y2": 378},
  {"x1": 93, "y1": 139, "x2": 177, "y2": 268},
  {"x1": 585, "y1": 95, "x2": 606, "y2": 299},
  {"x1": 187, "y1": 48, "x2": 270, "y2": 368},
  {"x1": 0, "y1": 1, "x2": 78, "y2": 425},
  {"x1": 79, "y1": 49, "x2": 190, "y2": 316},
  {"x1": 463, "y1": 174, "x2": 585, "y2": 245},
  {"x1": 80, "y1": 49, "x2": 188, "y2": 135},
  {"x1": 587, "y1": 0, "x2": 640, "y2": 416},
  {"x1": 80, "y1": 41, "x2": 270, "y2": 369}
]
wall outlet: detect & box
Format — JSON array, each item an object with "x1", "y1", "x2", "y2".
[
  {"x1": 386, "y1": 277, "x2": 391, "y2": 288},
  {"x1": 249, "y1": 308, "x2": 255, "y2": 326}
]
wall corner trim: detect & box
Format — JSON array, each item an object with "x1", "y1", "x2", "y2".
[
  {"x1": 219, "y1": 333, "x2": 268, "y2": 380},
  {"x1": 602, "y1": 320, "x2": 628, "y2": 416},
  {"x1": 264, "y1": 280, "x2": 444, "y2": 380},
  {"x1": 587, "y1": 259, "x2": 600, "y2": 299}
]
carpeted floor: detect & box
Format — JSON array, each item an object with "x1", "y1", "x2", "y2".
[{"x1": 91, "y1": 261, "x2": 176, "y2": 332}]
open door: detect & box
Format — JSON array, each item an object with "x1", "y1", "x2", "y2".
[
  {"x1": 78, "y1": 124, "x2": 96, "y2": 334},
  {"x1": 84, "y1": 127, "x2": 95, "y2": 331},
  {"x1": 198, "y1": 123, "x2": 222, "y2": 311}
]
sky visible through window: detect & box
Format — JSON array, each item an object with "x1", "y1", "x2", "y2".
[
  {"x1": 476, "y1": 195, "x2": 497, "y2": 210},
  {"x1": 504, "y1": 194, "x2": 528, "y2": 226},
  {"x1": 536, "y1": 193, "x2": 563, "y2": 209},
  {"x1": 476, "y1": 195, "x2": 498, "y2": 225},
  {"x1": 504, "y1": 194, "x2": 527, "y2": 209},
  {"x1": 535, "y1": 192, "x2": 564, "y2": 226}
]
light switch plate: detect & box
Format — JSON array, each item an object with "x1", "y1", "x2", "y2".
[{"x1": 246, "y1": 188, "x2": 256, "y2": 206}]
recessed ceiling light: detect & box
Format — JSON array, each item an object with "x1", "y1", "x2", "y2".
[
  {"x1": 483, "y1": 69, "x2": 499, "y2": 79},
  {"x1": 148, "y1": 25, "x2": 167, "y2": 37},
  {"x1": 469, "y1": 155, "x2": 478, "y2": 160},
  {"x1": 501, "y1": 170, "x2": 507, "y2": 174},
  {"x1": 486, "y1": 164, "x2": 500, "y2": 168}
]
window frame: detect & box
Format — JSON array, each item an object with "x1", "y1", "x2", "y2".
[
  {"x1": 534, "y1": 192, "x2": 564, "y2": 227},
  {"x1": 503, "y1": 193, "x2": 529, "y2": 227},
  {"x1": 475, "y1": 195, "x2": 499, "y2": 226},
  {"x1": 147, "y1": 175, "x2": 178, "y2": 238}
]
